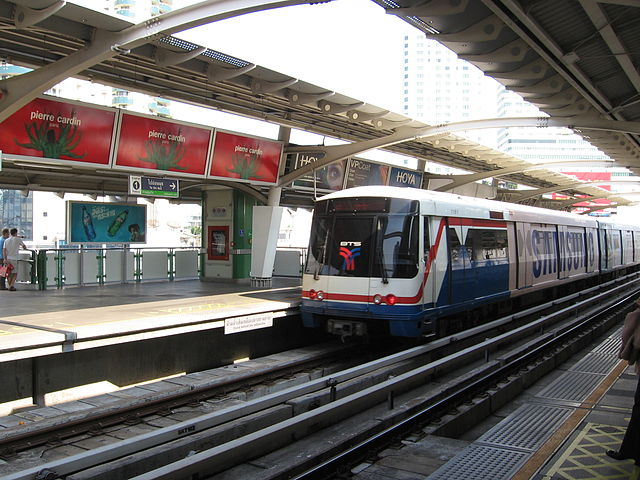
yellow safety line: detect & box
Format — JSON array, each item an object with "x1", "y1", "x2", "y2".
[
  {"x1": 546, "y1": 422, "x2": 635, "y2": 479},
  {"x1": 511, "y1": 359, "x2": 630, "y2": 480}
]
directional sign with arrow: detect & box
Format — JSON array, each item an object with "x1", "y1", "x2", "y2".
[{"x1": 129, "y1": 175, "x2": 179, "y2": 198}]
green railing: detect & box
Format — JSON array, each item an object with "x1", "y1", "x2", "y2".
[
  {"x1": 30, "y1": 246, "x2": 201, "y2": 290},
  {"x1": 23, "y1": 246, "x2": 306, "y2": 290}
]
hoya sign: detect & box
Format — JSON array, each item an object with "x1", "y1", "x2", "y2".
[{"x1": 389, "y1": 167, "x2": 423, "y2": 188}]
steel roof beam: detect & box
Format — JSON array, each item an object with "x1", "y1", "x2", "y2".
[
  {"x1": 0, "y1": 0, "x2": 316, "y2": 121},
  {"x1": 581, "y1": 1, "x2": 640, "y2": 97},
  {"x1": 279, "y1": 116, "x2": 640, "y2": 186},
  {"x1": 431, "y1": 160, "x2": 620, "y2": 192}
]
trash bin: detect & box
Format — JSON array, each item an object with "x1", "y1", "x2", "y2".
[{"x1": 15, "y1": 253, "x2": 33, "y2": 283}]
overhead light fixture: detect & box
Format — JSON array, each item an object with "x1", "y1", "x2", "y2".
[
  {"x1": 562, "y1": 51, "x2": 580, "y2": 64},
  {"x1": 12, "y1": 162, "x2": 73, "y2": 171},
  {"x1": 20, "y1": 189, "x2": 29, "y2": 197},
  {"x1": 54, "y1": 191, "x2": 65, "y2": 199},
  {"x1": 86, "y1": 193, "x2": 99, "y2": 201}
]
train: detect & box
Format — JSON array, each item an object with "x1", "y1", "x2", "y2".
[{"x1": 300, "y1": 186, "x2": 640, "y2": 339}]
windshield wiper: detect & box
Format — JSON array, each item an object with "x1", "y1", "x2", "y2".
[
  {"x1": 314, "y1": 252, "x2": 325, "y2": 280},
  {"x1": 314, "y1": 240, "x2": 328, "y2": 280},
  {"x1": 377, "y1": 247, "x2": 389, "y2": 284}
]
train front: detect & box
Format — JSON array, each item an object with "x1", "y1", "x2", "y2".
[{"x1": 301, "y1": 193, "x2": 425, "y2": 338}]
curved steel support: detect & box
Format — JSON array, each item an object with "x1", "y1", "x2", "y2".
[
  {"x1": 278, "y1": 116, "x2": 640, "y2": 187},
  {"x1": 0, "y1": 0, "x2": 319, "y2": 122},
  {"x1": 155, "y1": 46, "x2": 207, "y2": 67},
  {"x1": 207, "y1": 63, "x2": 256, "y2": 83},
  {"x1": 213, "y1": 180, "x2": 268, "y2": 205},
  {"x1": 14, "y1": 1, "x2": 66, "y2": 29},
  {"x1": 433, "y1": 159, "x2": 617, "y2": 192}
]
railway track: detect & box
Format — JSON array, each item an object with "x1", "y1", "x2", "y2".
[{"x1": 2, "y1": 273, "x2": 639, "y2": 480}]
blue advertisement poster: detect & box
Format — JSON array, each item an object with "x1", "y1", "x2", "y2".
[
  {"x1": 345, "y1": 158, "x2": 390, "y2": 188},
  {"x1": 67, "y1": 201, "x2": 147, "y2": 244},
  {"x1": 388, "y1": 167, "x2": 423, "y2": 188}
]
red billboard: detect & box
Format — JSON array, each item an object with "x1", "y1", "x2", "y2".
[
  {"x1": 209, "y1": 130, "x2": 282, "y2": 185},
  {"x1": 0, "y1": 96, "x2": 116, "y2": 165},
  {"x1": 114, "y1": 112, "x2": 212, "y2": 176}
]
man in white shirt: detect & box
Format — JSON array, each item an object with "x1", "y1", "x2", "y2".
[{"x1": 3, "y1": 228, "x2": 26, "y2": 291}]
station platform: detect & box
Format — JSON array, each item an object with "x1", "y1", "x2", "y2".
[
  {"x1": 0, "y1": 277, "x2": 301, "y2": 362},
  {"x1": 360, "y1": 324, "x2": 640, "y2": 480},
  {"x1": 0, "y1": 278, "x2": 303, "y2": 414}
]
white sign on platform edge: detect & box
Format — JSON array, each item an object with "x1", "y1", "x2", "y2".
[{"x1": 224, "y1": 313, "x2": 274, "y2": 334}]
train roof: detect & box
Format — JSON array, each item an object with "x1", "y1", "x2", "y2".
[{"x1": 317, "y1": 186, "x2": 638, "y2": 230}]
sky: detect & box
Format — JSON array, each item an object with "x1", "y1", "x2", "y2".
[
  {"x1": 175, "y1": 0, "x2": 414, "y2": 113},
  {"x1": 68, "y1": 0, "x2": 414, "y2": 115}
]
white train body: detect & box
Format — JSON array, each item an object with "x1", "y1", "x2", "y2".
[{"x1": 301, "y1": 186, "x2": 640, "y2": 338}]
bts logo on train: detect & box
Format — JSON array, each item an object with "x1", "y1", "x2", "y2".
[{"x1": 339, "y1": 241, "x2": 361, "y2": 271}]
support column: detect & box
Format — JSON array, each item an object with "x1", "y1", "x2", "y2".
[
  {"x1": 249, "y1": 126, "x2": 289, "y2": 287},
  {"x1": 250, "y1": 187, "x2": 284, "y2": 287}
]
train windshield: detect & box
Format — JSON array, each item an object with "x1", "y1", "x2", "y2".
[{"x1": 305, "y1": 198, "x2": 419, "y2": 279}]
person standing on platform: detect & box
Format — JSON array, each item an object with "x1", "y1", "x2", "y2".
[
  {"x1": 0, "y1": 228, "x2": 9, "y2": 290},
  {"x1": 607, "y1": 297, "x2": 640, "y2": 466},
  {"x1": 2, "y1": 228, "x2": 26, "y2": 292}
]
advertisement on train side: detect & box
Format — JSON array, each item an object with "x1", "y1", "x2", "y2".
[
  {"x1": 67, "y1": 201, "x2": 147, "y2": 244},
  {"x1": 209, "y1": 130, "x2": 282, "y2": 185},
  {"x1": 114, "y1": 112, "x2": 212, "y2": 177},
  {"x1": 0, "y1": 96, "x2": 116, "y2": 165},
  {"x1": 290, "y1": 153, "x2": 346, "y2": 191}
]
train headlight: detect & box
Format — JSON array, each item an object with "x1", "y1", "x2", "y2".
[
  {"x1": 317, "y1": 290, "x2": 325, "y2": 301},
  {"x1": 385, "y1": 294, "x2": 397, "y2": 305},
  {"x1": 373, "y1": 294, "x2": 383, "y2": 305},
  {"x1": 309, "y1": 289, "x2": 318, "y2": 300}
]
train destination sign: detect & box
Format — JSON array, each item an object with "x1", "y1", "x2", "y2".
[{"x1": 129, "y1": 175, "x2": 179, "y2": 198}]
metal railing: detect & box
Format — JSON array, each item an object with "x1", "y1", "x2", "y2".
[
  {"x1": 32, "y1": 246, "x2": 201, "y2": 290},
  {"x1": 23, "y1": 246, "x2": 306, "y2": 290}
]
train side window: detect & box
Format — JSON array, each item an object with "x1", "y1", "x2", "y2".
[
  {"x1": 465, "y1": 229, "x2": 508, "y2": 261},
  {"x1": 448, "y1": 227, "x2": 469, "y2": 265}
]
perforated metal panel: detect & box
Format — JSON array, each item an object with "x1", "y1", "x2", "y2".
[
  {"x1": 592, "y1": 335, "x2": 622, "y2": 355},
  {"x1": 537, "y1": 371, "x2": 604, "y2": 402},
  {"x1": 428, "y1": 445, "x2": 530, "y2": 480},
  {"x1": 570, "y1": 353, "x2": 620, "y2": 374},
  {"x1": 478, "y1": 404, "x2": 574, "y2": 450}
]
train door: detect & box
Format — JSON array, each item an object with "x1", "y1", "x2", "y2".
[
  {"x1": 515, "y1": 222, "x2": 529, "y2": 289},
  {"x1": 599, "y1": 226, "x2": 609, "y2": 270},
  {"x1": 517, "y1": 222, "x2": 558, "y2": 288},
  {"x1": 424, "y1": 216, "x2": 448, "y2": 308},
  {"x1": 447, "y1": 218, "x2": 475, "y2": 304},
  {"x1": 586, "y1": 227, "x2": 598, "y2": 273},
  {"x1": 623, "y1": 230, "x2": 634, "y2": 265},
  {"x1": 610, "y1": 229, "x2": 623, "y2": 267}
]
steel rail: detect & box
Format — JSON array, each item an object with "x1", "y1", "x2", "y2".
[
  {"x1": 5, "y1": 274, "x2": 638, "y2": 479},
  {"x1": 291, "y1": 290, "x2": 636, "y2": 480},
  {"x1": 124, "y1": 280, "x2": 640, "y2": 479}
]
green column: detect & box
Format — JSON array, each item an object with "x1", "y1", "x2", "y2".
[{"x1": 232, "y1": 190, "x2": 259, "y2": 279}]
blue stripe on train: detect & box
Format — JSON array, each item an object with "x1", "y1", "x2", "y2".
[
  {"x1": 437, "y1": 261, "x2": 510, "y2": 307},
  {"x1": 302, "y1": 262, "x2": 513, "y2": 337}
]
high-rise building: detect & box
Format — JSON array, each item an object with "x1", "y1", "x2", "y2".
[
  {"x1": 402, "y1": 35, "x2": 499, "y2": 148},
  {"x1": 402, "y1": 32, "x2": 628, "y2": 211},
  {"x1": 496, "y1": 89, "x2": 610, "y2": 164},
  {"x1": 49, "y1": 0, "x2": 175, "y2": 116}
]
